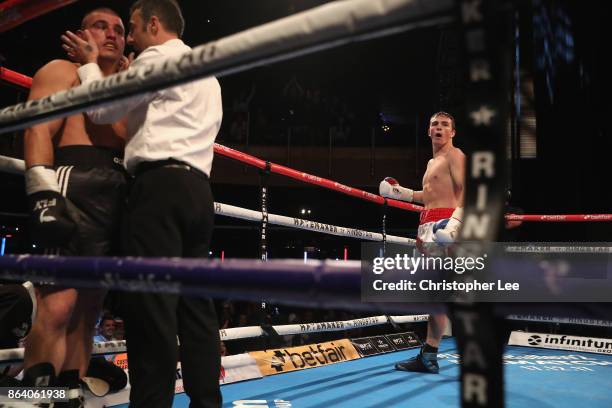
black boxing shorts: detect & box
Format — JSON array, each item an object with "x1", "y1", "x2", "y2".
[{"x1": 48, "y1": 146, "x2": 127, "y2": 256}]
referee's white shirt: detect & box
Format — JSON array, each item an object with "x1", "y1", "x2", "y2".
[{"x1": 77, "y1": 39, "x2": 222, "y2": 177}]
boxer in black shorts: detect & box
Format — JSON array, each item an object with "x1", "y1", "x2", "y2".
[
  {"x1": 51, "y1": 146, "x2": 126, "y2": 257},
  {"x1": 22, "y1": 8, "x2": 128, "y2": 407}
]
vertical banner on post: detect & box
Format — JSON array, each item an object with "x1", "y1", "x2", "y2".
[
  {"x1": 259, "y1": 163, "x2": 271, "y2": 262},
  {"x1": 452, "y1": 0, "x2": 511, "y2": 407}
]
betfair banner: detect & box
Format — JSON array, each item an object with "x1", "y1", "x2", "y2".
[{"x1": 250, "y1": 339, "x2": 360, "y2": 376}]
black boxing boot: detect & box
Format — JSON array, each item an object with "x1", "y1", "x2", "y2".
[
  {"x1": 21, "y1": 362, "x2": 57, "y2": 407},
  {"x1": 394, "y1": 344, "x2": 439, "y2": 374},
  {"x1": 54, "y1": 370, "x2": 84, "y2": 408}
]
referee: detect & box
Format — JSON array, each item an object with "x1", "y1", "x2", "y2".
[{"x1": 64, "y1": 0, "x2": 223, "y2": 406}]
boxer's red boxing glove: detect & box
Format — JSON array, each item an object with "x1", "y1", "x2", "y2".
[{"x1": 379, "y1": 177, "x2": 414, "y2": 202}]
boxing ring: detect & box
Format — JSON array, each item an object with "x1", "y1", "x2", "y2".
[
  {"x1": 217, "y1": 339, "x2": 612, "y2": 408},
  {"x1": 2, "y1": 310, "x2": 611, "y2": 408},
  {"x1": 1, "y1": 0, "x2": 612, "y2": 407}
]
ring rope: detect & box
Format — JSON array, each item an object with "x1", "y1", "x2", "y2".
[
  {"x1": 507, "y1": 315, "x2": 612, "y2": 328},
  {"x1": 0, "y1": 153, "x2": 25, "y2": 174},
  {"x1": 220, "y1": 314, "x2": 431, "y2": 340},
  {"x1": 1, "y1": 153, "x2": 609, "y2": 222},
  {"x1": 215, "y1": 202, "x2": 415, "y2": 245},
  {"x1": 0, "y1": 313, "x2": 431, "y2": 362},
  {"x1": 0, "y1": 340, "x2": 126, "y2": 365},
  {"x1": 2, "y1": 252, "x2": 605, "y2": 302},
  {"x1": 215, "y1": 144, "x2": 423, "y2": 213},
  {"x1": 0, "y1": 256, "x2": 445, "y2": 313},
  {"x1": 0, "y1": 67, "x2": 32, "y2": 88},
  {"x1": 0, "y1": 256, "x2": 365, "y2": 296},
  {"x1": 0, "y1": 198, "x2": 417, "y2": 245},
  {"x1": 0, "y1": 0, "x2": 454, "y2": 133},
  {"x1": 505, "y1": 214, "x2": 612, "y2": 222},
  {"x1": 504, "y1": 245, "x2": 612, "y2": 254}
]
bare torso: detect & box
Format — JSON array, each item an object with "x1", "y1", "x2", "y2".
[
  {"x1": 24, "y1": 60, "x2": 125, "y2": 167},
  {"x1": 55, "y1": 64, "x2": 125, "y2": 149},
  {"x1": 422, "y1": 148, "x2": 462, "y2": 209},
  {"x1": 57, "y1": 112, "x2": 125, "y2": 150}
]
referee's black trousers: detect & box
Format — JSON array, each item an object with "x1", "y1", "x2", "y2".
[{"x1": 121, "y1": 165, "x2": 221, "y2": 408}]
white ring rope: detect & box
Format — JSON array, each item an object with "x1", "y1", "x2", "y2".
[
  {"x1": 507, "y1": 315, "x2": 612, "y2": 328},
  {"x1": 220, "y1": 326, "x2": 266, "y2": 341},
  {"x1": 215, "y1": 202, "x2": 415, "y2": 245},
  {"x1": 0, "y1": 0, "x2": 453, "y2": 133},
  {"x1": 91, "y1": 339, "x2": 128, "y2": 355},
  {"x1": 0, "y1": 314, "x2": 429, "y2": 362},
  {"x1": 0, "y1": 155, "x2": 416, "y2": 244},
  {"x1": 269, "y1": 314, "x2": 431, "y2": 336},
  {"x1": 504, "y1": 245, "x2": 612, "y2": 254},
  {"x1": 0, "y1": 154, "x2": 26, "y2": 175},
  {"x1": 273, "y1": 315, "x2": 389, "y2": 336},
  {"x1": 0, "y1": 340, "x2": 127, "y2": 365},
  {"x1": 389, "y1": 314, "x2": 431, "y2": 324}
]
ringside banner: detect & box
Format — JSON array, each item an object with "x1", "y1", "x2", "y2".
[
  {"x1": 508, "y1": 331, "x2": 612, "y2": 355},
  {"x1": 249, "y1": 339, "x2": 360, "y2": 376}
]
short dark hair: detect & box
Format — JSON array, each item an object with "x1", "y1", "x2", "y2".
[
  {"x1": 100, "y1": 314, "x2": 115, "y2": 324},
  {"x1": 81, "y1": 7, "x2": 121, "y2": 29},
  {"x1": 130, "y1": 0, "x2": 184, "y2": 38},
  {"x1": 429, "y1": 111, "x2": 455, "y2": 130}
]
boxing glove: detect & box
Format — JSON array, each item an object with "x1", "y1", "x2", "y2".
[
  {"x1": 433, "y1": 207, "x2": 463, "y2": 243},
  {"x1": 379, "y1": 177, "x2": 414, "y2": 202},
  {"x1": 432, "y1": 218, "x2": 449, "y2": 234},
  {"x1": 25, "y1": 166, "x2": 76, "y2": 247}
]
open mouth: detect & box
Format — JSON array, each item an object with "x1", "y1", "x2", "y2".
[{"x1": 103, "y1": 43, "x2": 117, "y2": 49}]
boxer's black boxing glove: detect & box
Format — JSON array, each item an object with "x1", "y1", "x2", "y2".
[{"x1": 25, "y1": 166, "x2": 76, "y2": 247}]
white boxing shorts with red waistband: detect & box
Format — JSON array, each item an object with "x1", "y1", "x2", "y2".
[{"x1": 417, "y1": 208, "x2": 455, "y2": 244}]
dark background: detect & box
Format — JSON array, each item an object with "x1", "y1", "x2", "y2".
[{"x1": 0, "y1": 0, "x2": 610, "y2": 258}]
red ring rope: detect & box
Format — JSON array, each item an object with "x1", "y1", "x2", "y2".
[
  {"x1": 214, "y1": 144, "x2": 423, "y2": 213},
  {"x1": 506, "y1": 214, "x2": 612, "y2": 222},
  {"x1": 0, "y1": 67, "x2": 32, "y2": 88}
]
